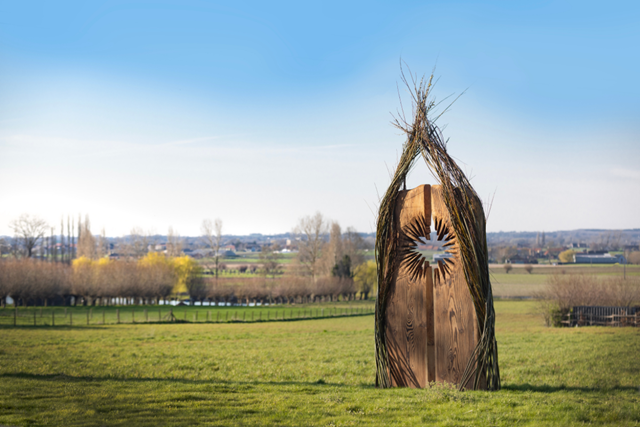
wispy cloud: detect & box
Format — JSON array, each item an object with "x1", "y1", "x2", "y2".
[
  {"x1": 611, "y1": 167, "x2": 640, "y2": 180},
  {"x1": 0, "y1": 133, "x2": 246, "y2": 159}
]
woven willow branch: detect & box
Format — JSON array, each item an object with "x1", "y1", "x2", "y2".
[{"x1": 375, "y1": 72, "x2": 500, "y2": 391}]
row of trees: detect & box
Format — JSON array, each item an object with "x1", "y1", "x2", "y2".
[
  {"x1": 291, "y1": 213, "x2": 366, "y2": 279},
  {"x1": 0, "y1": 257, "x2": 376, "y2": 307},
  {"x1": 2, "y1": 213, "x2": 225, "y2": 264},
  {"x1": 2, "y1": 212, "x2": 377, "y2": 307},
  {"x1": 0, "y1": 255, "x2": 201, "y2": 307},
  {"x1": 188, "y1": 276, "x2": 367, "y2": 306},
  {"x1": 3, "y1": 213, "x2": 112, "y2": 261}
]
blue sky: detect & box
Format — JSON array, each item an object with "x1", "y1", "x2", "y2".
[{"x1": 1, "y1": 0, "x2": 639, "y2": 236}]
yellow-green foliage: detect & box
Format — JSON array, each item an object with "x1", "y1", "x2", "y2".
[
  {"x1": 72, "y1": 256, "x2": 111, "y2": 270},
  {"x1": 72, "y1": 254, "x2": 202, "y2": 296},
  {"x1": 71, "y1": 256, "x2": 93, "y2": 269},
  {"x1": 138, "y1": 253, "x2": 201, "y2": 295},
  {"x1": 559, "y1": 249, "x2": 577, "y2": 263},
  {"x1": 138, "y1": 252, "x2": 172, "y2": 269},
  {"x1": 354, "y1": 260, "x2": 376, "y2": 296},
  {"x1": 171, "y1": 255, "x2": 202, "y2": 294}
]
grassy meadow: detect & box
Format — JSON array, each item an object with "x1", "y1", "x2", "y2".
[
  {"x1": 490, "y1": 264, "x2": 640, "y2": 298},
  {"x1": 0, "y1": 302, "x2": 374, "y2": 327},
  {"x1": 1, "y1": 300, "x2": 639, "y2": 426}
]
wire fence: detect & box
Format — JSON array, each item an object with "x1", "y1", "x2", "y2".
[
  {"x1": 0, "y1": 305, "x2": 375, "y2": 327},
  {"x1": 564, "y1": 305, "x2": 640, "y2": 327}
]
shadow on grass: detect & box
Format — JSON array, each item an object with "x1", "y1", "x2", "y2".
[
  {"x1": 0, "y1": 325, "x2": 108, "y2": 330},
  {"x1": 2, "y1": 373, "x2": 635, "y2": 394},
  {"x1": 0, "y1": 372, "x2": 375, "y2": 389},
  {"x1": 502, "y1": 383, "x2": 638, "y2": 393}
]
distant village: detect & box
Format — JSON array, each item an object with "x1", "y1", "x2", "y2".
[
  {"x1": 2, "y1": 227, "x2": 637, "y2": 266},
  {"x1": 484, "y1": 229, "x2": 639, "y2": 265}
]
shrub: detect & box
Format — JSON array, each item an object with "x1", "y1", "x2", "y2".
[
  {"x1": 558, "y1": 249, "x2": 576, "y2": 263},
  {"x1": 535, "y1": 274, "x2": 640, "y2": 326}
]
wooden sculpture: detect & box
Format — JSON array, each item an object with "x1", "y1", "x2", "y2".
[
  {"x1": 384, "y1": 184, "x2": 480, "y2": 389},
  {"x1": 375, "y1": 72, "x2": 499, "y2": 391}
]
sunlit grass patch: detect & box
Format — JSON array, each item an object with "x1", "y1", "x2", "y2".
[{"x1": 1, "y1": 300, "x2": 639, "y2": 426}]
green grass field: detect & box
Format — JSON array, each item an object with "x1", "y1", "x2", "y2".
[
  {"x1": 0, "y1": 302, "x2": 375, "y2": 327},
  {"x1": 1, "y1": 300, "x2": 639, "y2": 426},
  {"x1": 205, "y1": 252, "x2": 298, "y2": 266},
  {"x1": 489, "y1": 264, "x2": 640, "y2": 298}
]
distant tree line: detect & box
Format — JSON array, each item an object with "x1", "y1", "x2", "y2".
[
  {"x1": 0, "y1": 258, "x2": 374, "y2": 307},
  {"x1": 1, "y1": 212, "x2": 378, "y2": 307}
]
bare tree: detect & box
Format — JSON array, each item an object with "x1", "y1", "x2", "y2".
[
  {"x1": 97, "y1": 228, "x2": 109, "y2": 258},
  {"x1": 0, "y1": 238, "x2": 10, "y2": 258},
  {"x1": 77, "y1": 215, "x2": 97, "y2": 259},
  {"x1": 319, "y1": 222, "x2": 343, "y2": 276},
  {"x1": 260, "y1": 243, "x2": 282, "y2": 278},
  {"x1": 166, "y1": 226, "x2": 183, "y2": 257},
  {"x1": 343, "y1": 226, "x2": 365, "y2": 268},
  {"x1": 628, "y1": 252, "x2": 640, "y2": 265},
  {"x1": 59, "y1": 218, "x2": 66, "y2": 262},
  {"x1": 294, "y1": 212, "x2": 328, "y2": 279},
  {"x1": 201, "y1": 219, "x2": 223, "y2": 279},
  {"x1": 125, "y1": 227, "x2": 149, "y2": 259},
  {"x1": 10, "y1": 214, "x2": 48, "y2": 258}
]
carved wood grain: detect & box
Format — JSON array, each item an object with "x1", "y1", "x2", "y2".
[
  {"x1": 431, "y1": 185, "x2": 481, "y2": 389},
  {"x1": 385, "y1": 184, "x2": 434, "y2": 388}
]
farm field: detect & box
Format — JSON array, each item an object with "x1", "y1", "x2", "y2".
[
  {"x1": 489, "y1": 264, "x2": 640, "y2": 298},
  {"x1": 1, "y1": 300, "x2": 639, "y2": 426}
]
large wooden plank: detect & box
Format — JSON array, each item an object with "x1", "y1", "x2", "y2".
[
  {"x1": 385, "y1": 184, "x2": 434, "y2": 388},
  {"x1": 431, "y1": 185, "x2": 481, "y2": 389}
]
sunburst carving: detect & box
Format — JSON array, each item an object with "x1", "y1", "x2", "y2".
[
  {"x1": 399, "y1": 214, "x2": 431, "y2": 280},
  {"x1": 433, "y1": 216, "x2": 457, "y2": 283}
]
